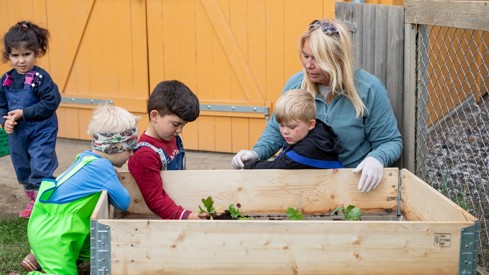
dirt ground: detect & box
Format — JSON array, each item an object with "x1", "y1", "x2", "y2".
[{"x1": 0, "y1": 138, "x2": 234, "y2": 219}]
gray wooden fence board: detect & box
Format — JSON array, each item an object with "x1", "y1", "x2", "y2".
[
  {"x1": 386, "y1": 5, "x2": 405, "y2": 130},
  {"x1": 362, "y1": 4, "x2": 376, "y2": 75},
  {"x1": 374, "y1": 5, "x2": 388, "y2": 83}
]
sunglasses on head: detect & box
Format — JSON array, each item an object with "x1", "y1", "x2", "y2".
[{"x1": 308, "y1": 20, "x2": 339, "y2": 36}]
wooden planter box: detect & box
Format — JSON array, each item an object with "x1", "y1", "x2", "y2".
[{"x1": 90, "y1": 168, "x2": 479, "y2": 275}]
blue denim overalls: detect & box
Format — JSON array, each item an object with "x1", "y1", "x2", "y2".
[
  {"x1": 136, "y1": 135, "x2": 185, "y2": 170},
  {"x1": 3, "y1": 70, "x2": 58, "y2": 191}
]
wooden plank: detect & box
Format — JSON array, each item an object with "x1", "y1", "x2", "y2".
[
  {"x1": 201, "y1": 0, "x2": 265, "y2": 104},
  {"x1": 404, "y1": 0, "x2": 489, "y2": 32},
  {"x1": 180, "y1": 118, "x2": 199, "y2": 151},
  {"x1": 194, "y1": 0, "x2": 215, "y2": 103},
  {"x1": 265, "y1": 0, "x2": 285, "y2": 105},
  {"x1": 102, "y1": 219, "x2": 468, "y2": 274},
  {"x1": 231, "y1": 117, "x2": 250, "y2": 152},
  {"x1": 57, "y1": 108, "x2": 80, "y2": 139},
  {"x1": 90, "y1": 191, "x2": 109, "y2": 220},
  {"x1": 386, "y1": 5, "x2": 404, "y2": 133},
  {"x1": 400, "y1": 169, "x2": 477, "y2": 222},
  {"x1": 248, "y1": 0, "x2": 267, "y2": 103},
  {"x1": 197, "y1": 116, "x2": 215, "y2": 151},
  {"x1": 362, "y1": 4, "x2": 376, "y2": 75},
  {"x1": 214, "y1": 117, "x2": 232, "y2": 152},
  {"x1": 374, "y1": 5, "x2": 388, "y2": 83},
  {"x1": 118, "y1": 168, "x2": 399, "y2": 216},
  {"x1": 248, "y1": 118, "x2": 267, "y2": 149}
]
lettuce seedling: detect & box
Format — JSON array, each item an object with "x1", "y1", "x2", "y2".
[
  {"x1": 286, "y1": 207, "x2": 304, "y2": 220},
  {"x1": 228, "y1": 203, "x2": 242, "y2": 219},
  {"x1": 199, "y1": 196, "x2": 216, "y2": 219},
  {"x1": 332, "y1": 204, "x2": 362, "y2": 221}
]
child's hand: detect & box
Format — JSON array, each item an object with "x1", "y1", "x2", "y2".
[
  {"x1": 188, "y1": 212, "x2": 209, "y2": 220},
  {"x1": 2, "y1": 115, "x2": 16, "y2": 134},
  {"x1": 7, "y1": 109, "x2": 23, "y2": 121}
]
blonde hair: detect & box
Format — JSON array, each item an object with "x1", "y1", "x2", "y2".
[
  {"x1": 87, "y1": 104, "x2": 140, "y2": 135},
  {"x1": 275, "y1": 89, "x2": 316, "y2": 124},
  {"x1": 299, "y1": 19, "x2": 365, "y2": 117}
]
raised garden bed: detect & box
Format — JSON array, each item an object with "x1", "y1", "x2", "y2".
[{"x1": 91, "y1": 168, "x2": 479, "y2": 274}]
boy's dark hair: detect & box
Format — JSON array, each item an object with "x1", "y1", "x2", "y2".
[
  {"x1": 148, "y1": 80, "x2": 200, "y2": 122},
  {"x1": 2, "y1": 21, "x2": 50, "y2": 62}
]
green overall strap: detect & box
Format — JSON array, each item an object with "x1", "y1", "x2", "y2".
[{"x1": 39, "y1": 155, "x2": 98, "y2": 202}]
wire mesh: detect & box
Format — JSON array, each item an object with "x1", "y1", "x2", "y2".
[{"x1": 415, "y1": 24, "x2": 489, "y2": 271}]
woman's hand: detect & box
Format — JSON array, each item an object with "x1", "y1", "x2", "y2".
[
  {"x1": 231, "y1": 150, "x2": 259, "y2": 169},
  {"x1": 352, "y1": 156, "x2": 383, "y2": 192}
]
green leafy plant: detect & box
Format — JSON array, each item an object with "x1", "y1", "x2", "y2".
[
  {"x1": 286, "y1": 207, "x2": 304, "y2": 220},
  {"x1": 199, "y1": 196, "x2": 216, "y2": 220},
  {"x1": 228, "y1": 203, "x2": 242, "y2": 219},
  {"x1": 332, "y1": 204, "x2": 362, "y2": 221}
]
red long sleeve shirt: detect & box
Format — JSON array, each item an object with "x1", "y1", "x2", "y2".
[{"x1": 128, "y1": 132, "x2": 190, "y2": 219}]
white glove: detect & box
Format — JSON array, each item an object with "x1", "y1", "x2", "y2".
[
  {"x1": 352, "y1": 156, "x2": 384, "y2": 192},
  {"x1": 231, "y1": 150, "x2": 259, "y2": 169}
]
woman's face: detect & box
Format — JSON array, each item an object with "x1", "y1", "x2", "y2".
[{"x1": 301, "y1": 39, "x2": 329, "y2": 85}]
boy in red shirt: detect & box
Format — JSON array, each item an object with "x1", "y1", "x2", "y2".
[{"x1": 128, "y1": 80, "x2": 205, "y2": 220}]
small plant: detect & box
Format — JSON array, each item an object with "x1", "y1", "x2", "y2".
[
  {"x1": 199, "y1": 196, "x2": 216, "y2": 219},
  {"x1": 286, "y1": 207, "x2": 304, "y2": 220},
  {"x1": 228, "y1": 203, "x2": 242, "y2": 219},
  {"x1": 332, "y1": 204, "x2": 362, "y2": 221}
]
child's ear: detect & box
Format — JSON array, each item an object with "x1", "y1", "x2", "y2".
[
  {"x1": 308, "y1": 119, "x2": 316, "y2": 130},
  {"x1": 149, "y1": 110, "x2": 160, "y2": 122}
]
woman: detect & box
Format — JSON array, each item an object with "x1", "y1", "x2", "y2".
[{"x1": 232, "y1": 19, "x2": 402, "y2": 193}]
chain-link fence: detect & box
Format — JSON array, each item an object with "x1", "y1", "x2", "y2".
[{"x1": 415, "y1": 24, "x2": 489, "y2": 271}]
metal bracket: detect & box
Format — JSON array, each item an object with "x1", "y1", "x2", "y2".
[
  {"x1": 459, "y1": 222, "x2": 480, "y2": 275},
  {"x1": 62, "y1": 97, "x2": 113, "y2": 105},
  {"x1": 200, "y1": 104, "x2": 270, "y2": 119},
  {"x1": 90, "y1": 221, "x2": 111, "y2": 275}
]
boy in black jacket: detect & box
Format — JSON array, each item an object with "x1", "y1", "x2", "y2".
[{"x1": 244, "y1": 89, "x2": 343, "y2": 169}]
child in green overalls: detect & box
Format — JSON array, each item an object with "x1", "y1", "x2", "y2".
[{"x1": 19, "y1": 104, "x2": 138, "y2": 274}]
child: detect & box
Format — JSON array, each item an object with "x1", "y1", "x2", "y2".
[
  {"x1": 242, "y1": 89, "x2": 344, "y2": 169},
  {"x1": 128, "y1": 80, "x2": 206, "y2": 220},
  {"x1": 0, "y1": 21, "x2": 61, "y2": 218},
  {"x1": 21, "y1": 104, "x2": 137, "y2": 274}
]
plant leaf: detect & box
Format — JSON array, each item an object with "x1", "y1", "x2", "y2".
[
  {"x1": 228, "y1": 204, "x2": 241, "y2": 219},
  {"x1": 332, "y1": 206, "x2": 345, "y2": 215},
  {"x1": 286, "y1": 207, "x2": 304, "y2": 220}
]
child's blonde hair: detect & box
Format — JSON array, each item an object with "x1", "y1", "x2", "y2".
[
  {"x1": 275, "y1": 89, "x2": 316, "y2": 124},
  {"x1": 87, "y1": 104, "x2": 139, "y2": 135}
]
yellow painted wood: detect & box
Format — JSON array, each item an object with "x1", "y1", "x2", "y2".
[
  {"x1": 201, "y1": 0, "x2": 264, "y2": 103},
  {"x1": 214, "y1": 117, "x2": 232, "y2": 152},
  {"x1": 56, "y1": 108, "x2": 80, "y2": 139},
  {"x1": 180, "y1": 119, "x2": 199, "y2": 150},
  {"x1": 197, "y1": 116, "x2": 215, "y2": 151},
  {"x1": 231, "y1": 117, "x2": 250, "y2": 152}
]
